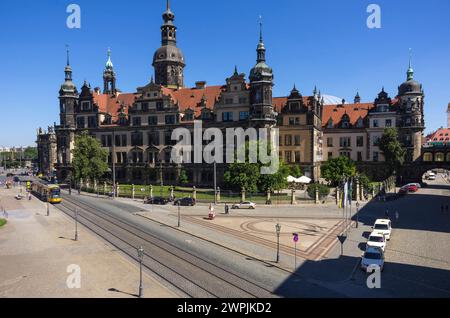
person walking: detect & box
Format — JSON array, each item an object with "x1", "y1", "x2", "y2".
[{"x1": 385, "y1": 208, "x2": 390, "y2": 220}]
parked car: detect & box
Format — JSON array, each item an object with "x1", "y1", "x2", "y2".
[
  {"x1": 361, "y1": 246, "x2": 385, "y2": 272},
  {"x1": 231, "y1": 201, "x2": 256, "y2": 209},
  {"x1": 373, "y1": 219, "x2": 392, "y2": 240},
  {"x1": 399, "y1": 184, "x2": 418, "y2": 194},
  {"x1": 174, "y1": 197, "x2": 196, "y2": 206},
  {"x1": 428, "y1": 174, "x2": 436, "y2": 181},
  {"x1": 145, "y1": 197, "x2": 169, "y2": 205},
  {"x1": 405, "y1": 183, "x2": 421, "y2": 189},
  {"x1": 367, "y1": 232, "x2": 387, "y2": 252}
]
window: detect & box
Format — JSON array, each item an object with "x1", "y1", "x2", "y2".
[
  {"x1": 81, "y1": 101, "x2": 90, "y2": 111},
  {"x1": 295, "y1": 151, "x2": 301, "y2": 163},
  {"x1": 225, "y1": 98, "x2": 233, "y2": 105},
  {"x1": 385, "y1": 119, "x2": 392, "y2": 127},
  {"x1": 132, "y1": 151, "x2": 143, "y2": 164},
  {"x1": 373, "y1": 136, "x2": 380, "y2": 146},
  {"x1": 327, "y1": 138, "x2": 333, "y2": 147},
  {"x1": 165, "y1": 131, "x2": 174, "y2": 145},
  {"x1": 373, "y1": 152, "x2": 379, "y2": 162},
  {"x1": 285, "y1": 135, "x2": 292, "y2": 146},
  {"x1": 165, "y1": 115, "x2": 176, "y2": 125},
  {"x1": 101, "y1": 135, "x2": 112, "y2": 147},
  {"x1": 339, "y1": 137, "x2": 351, "y2": 148},
  {"x1": 185, "y1": 113, "x2": 194, "y2": 121},
  {"x1": 328, "y1": 152, "x2": 333, "y2": 159},
  {"x1": 356, "y1": 118, "x2": 364, "y2": 128},
  {"x1": 294, "y1": 135, "x2": 301, "y2": 146},
  {"x1": 357, "y1": 152, "x2": 363, "y2": 162},
  {"x1": 148, "y1": 116, "x2": 158, "y2": 126},
  {"x1": 222, "y1": 112, "x2": 233, "y2": 122},
  {"x1": 88, "y1": 116, "x2": 97, "y2": 128},
  {"x1": 149, "y1": 132, "x2": 160, "y2": 146},
  {"x1": 142, "y1": 102, "x2": 149, "y2": 112},
  {"x1": 239, "y1": 97, "x2": 247, "y2": 104},
  {"x1": 289, "y1": 117, "x2": 300, "y2": 125},
  {"x1": 340, "y1": 151, "x2": 351, "y2": 158},
  {"x1": 239, "y1": 111, "x2": 249, "y2": 121},
  {"x1": 423, "y1": 153, "x2": 432, "y2": 162},
  {"x1": 76, "y1": 117, "x2": 85, "y2": 129},
  {"x1": 373, "y1": 120, "x2": 379, "y2": 128},
  {"x1": 131, "y1": 132, "x2": 143, "y2": 147},
  {"x1": 327, "y1": 120, "x2": 333, "y2": 129},
  {"x1": 357, "y1": 136, "x2": 364, "y2": 147},
  {"x1": 156, "y1": 102, "x2": 164, "y2": 111},
  {"x1": 132, "y1": 117, "x2": 142, "y2": 127},
  {"x1": 285, "y1": 151, "x2": 292, "y2": 163},
  {"x1": 435, "y1": 153, "x2": 445, "y2": 162},
  {"x1": 121, "y1": 135, "x2": 127, "y2": 147}
]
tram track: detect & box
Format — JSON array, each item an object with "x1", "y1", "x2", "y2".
[{"x1": 56, "y1": 194, "x2": 277, "y2": 298}]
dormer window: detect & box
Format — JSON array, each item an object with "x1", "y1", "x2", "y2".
[
  {"x1": 327, "y1": 119, "x2": 334, "y2": 129},
  {"x1": 356, "y1": 117, "x2": 364, "y2": 128},
  {"x1": 341, "y1": 114, "x2": 350, "y2": 128}
]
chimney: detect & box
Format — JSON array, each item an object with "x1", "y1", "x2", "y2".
[
  {"x1": 94, "y1": 87, "x2": 101, "y2": 95},
  {"x1": 195, "y1": 81, "x2": 207, "y2": 89}
]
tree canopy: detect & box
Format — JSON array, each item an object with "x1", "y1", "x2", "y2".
[
  {"x1": 321, "y1": 156, "x2": 357, "y2": 186},
  {"x1": 72, "y1": 131, "x2": 109, "y2": 182},
  {"x1": 377, "y1": 128, "x2": 406, "y2": 174}
]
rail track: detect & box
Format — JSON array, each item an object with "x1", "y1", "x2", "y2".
[{"x1": 56, "y1": 194, "x2": 277, "y2": 298}]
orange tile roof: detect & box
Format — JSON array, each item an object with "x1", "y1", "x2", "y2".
[
  {"x1": 428, "y1": 128, "x2": 450, "y2": 142},
  {"x1": 322, "y1": 103, "x2": 374, "y2": 128},
  {"x1": 273, "y1": 96, "x2": 314, "y2": 113},
  {"x1": 93, "y1": 93, "x2": 138, "y2": 121},
  {"x1": 163, "y1": 85, "x2": 225, "y2": 117}
]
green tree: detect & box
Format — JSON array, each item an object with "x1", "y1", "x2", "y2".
[
  {"x1": 321, "y1": 156, "x2": 357, "y2": 186},
  {"x1": 307, "y1": 183, "x2": 330, "y2": 199},
  {"x1": 23, "y1": 147, "x2": 38, "y2": 160},
  {"x1": 224, "y1": 162, "x2": 260, "y2": 193},
  {"x1": 259, "y1": 160, "x2": 290, "y2": 192},
  {"x1": 290, "y1": 165, "x2": 303, "y2": 178},
  {"x1": 376, "y1": 128, "x2": 406, "y2": 174},
  {"x1": 179, "y1": 168, "x2": 189, "y2": 185},
  {"x1": 72, "y1": 131, "x2": 109, "y2": 182}
]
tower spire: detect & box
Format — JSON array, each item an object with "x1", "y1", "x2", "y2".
[
  {"x1": 66, "y1": 44, "x2": 70, "y2": 66},
  {"x1": 256, "y1": 15, "x2": 266, "y2": 63},
  {"x1": 167, "y1": 0, "x2": 170, "y2": 11},
  {"x1": 259, "y1": 15, "x2": 263, "y2": 43},
  {"x1": 105, "y1": 47, "x2": 113, "y2": 70},
  {"x1": 407, "y1": 48, "x2": 414, "y2": 81}
]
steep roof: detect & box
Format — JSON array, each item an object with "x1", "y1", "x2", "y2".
[
  {"x1": 322, "y1": 103, "x2": 374, "y2": 128},
  {"x1": 93, "y1": 93, "x2": 138, "y2": 120},
  {"x1": 428, "y1": 128, "x2": 450, "y2": 142}
]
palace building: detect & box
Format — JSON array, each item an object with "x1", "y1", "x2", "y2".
[{"x1": 37, "y1": 1, "x2": 425, "y2": 185}]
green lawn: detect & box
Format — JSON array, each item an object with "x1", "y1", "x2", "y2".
[
  {"x1": 83, "y1": 184, "x2": 294, "y2": 203},
  {"x1": 0, "y1": 218, "x2": 7, "y2": 227}
]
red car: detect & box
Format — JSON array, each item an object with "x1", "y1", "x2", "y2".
[{"x1": 400, "y1": 184, "x2": 418, "y2": 194}]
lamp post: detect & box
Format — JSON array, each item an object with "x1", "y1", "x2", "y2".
[
  {"x1": 137, "y1": 246, "x2": 144, "y2": 298},
  {"x1": 46, "y1": 202, "x2": 49, "y2": 217},
  {"x1": 214, "y1": 161, "x2": 217, "y2": 206},
  {"x1": 74, "y1": 208, "x2": 78, "y2": 241},
  {"x1": 275, "y1": 223, "x2": 281, "y2": 263}
]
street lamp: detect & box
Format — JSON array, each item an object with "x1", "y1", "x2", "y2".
[
  {"x1": 137, "y1": 246, "x2": 144, "y2": 298},
  {"x1": 46, "y1": 202, "x2": 50, "y2": 217},
  {"x1": 275, "y1": 223, "x2": 281, "y2": 263}
]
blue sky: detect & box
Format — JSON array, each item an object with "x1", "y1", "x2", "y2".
[{"x1": 0, "y1": 0, "x2": 449, "y2": 146}]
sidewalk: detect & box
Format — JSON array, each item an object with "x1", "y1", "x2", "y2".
[{"x1": 0, "y1": 187, "x2": 178, "y2": 298}]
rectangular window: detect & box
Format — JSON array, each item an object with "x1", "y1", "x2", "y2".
[
  {"x1": 142, "y1": 102, "x2": 149, "y2": 112},
  {"x1": 357, "y1": 152, "x2": 363, "y2": 162},
  {"x1": 239, "y1": 97, "x2": 247, "y2": 104},
  {"x1": 185, "y1": 113, "x2": 194, "y2": 121},
  {"x1": 327, "y1": 137, "x2": 333, "y2": 147},
  {"x1": 165, "y1": 115, "x2": 176, "y2": 125},
  {"x1": 148, "y1": 116, "x2": 158, "y2": 126},
  {"x1": 357, "y1": 136, "x2": 364, "y2": 147},
  {"x1": 132, "y1": 117, "x2": 142, "y2": 127},
  {"x1": 239, "y1": 111, "x2": 249, "y2": 121},
  {"x1": 76, "y1": 117, "x2": 85, "y2": 129},
  {"x1": 385, "y1": 119, "x2": 392, "y2": 127},
  {"x1": 131, "y1": 132, "x2": 143, "y2": 147},
  {"x1": 285, "y1": 135, "x2": 292, "y2": 146},
  {"x1": 81, "y1": 101, "x2": 90, "y2": 111},
  {"x1": 156, "y1": 102, "x2": 164, "y2": 111},
  {"x1": 339, "y1": 137, "x2": 351, "y2": 147},
  {"x1": 295, "y1": 151, "x2": 301, "y2": 163},
  {"x1": 101, "y1": 135, "x2": 107, "y2": 147},
  {"x1": 373, "y1": 120, "x2": 379, "y2": 128},
  {"x1": 121, "y1": 135, "x2": 127, "y2": 147},
  {"x1": 373, "y1": 136, "x2": 380, "y2": 146},
  {"x1": 294, "y1": 135, "x2": 301, "y2": 146},
  {"x1": 328, "y1": 152, "x2": 333, "y2": 159},
  {"x1": 373, "y1": 152, "x2": 379, "y2": 162},
  {"x1": 285, "y1": 151, "x2": 292, "y2": 163},
  {"x1": 289, "y1": 117, "x2": 295, "y2": 125},
  {"x1": 115, "y1": 135, "x2": 121, "y2": 147},
  {"x1": 225, "y1": 98, "x2": 234, "y2": 105},
  {"x1": 107, "y1": 135, "x2": 112, "y2": 147},
  {"x1": 88, "y1": 116, "x2": 97, "y2": 128},
  {"x1": 222, "y1": 112, "x2": 233, "y2": 122}
]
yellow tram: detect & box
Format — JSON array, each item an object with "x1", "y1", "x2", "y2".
[{"x1": 31, "y1": 181, "x2": 62, "y2": 204}]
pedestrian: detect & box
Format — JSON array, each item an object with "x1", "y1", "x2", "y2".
[
  {"x1": 225, "y1": 204, "x2": 229, "y2": 215},
  {"x1": 385, "y1": 209, "x2": 390, "y2": 219}
]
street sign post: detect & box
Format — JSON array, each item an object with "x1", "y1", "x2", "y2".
[
  {"x1": 338, "y1": 235, "x2": 347, "y2": 255},
  {"x1": 293, "y1": 233, "x2": 299, "y2": 270}
]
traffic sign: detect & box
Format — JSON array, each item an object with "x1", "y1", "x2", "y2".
[{"x1": 338, "y1": 235, "x2": 347, "y2": 244}]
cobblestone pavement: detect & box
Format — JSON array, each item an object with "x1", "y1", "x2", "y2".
[{"x1": 0, "y1": 186, "x2": 178, "y2": 298}]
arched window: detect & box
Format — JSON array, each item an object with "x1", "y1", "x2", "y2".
[
  {"x1": 435, "y1": 152, "x2": 445, "y2": 162},
  {"x1": 423, "y1": 153, "x2": 433, "y2": 162}
]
